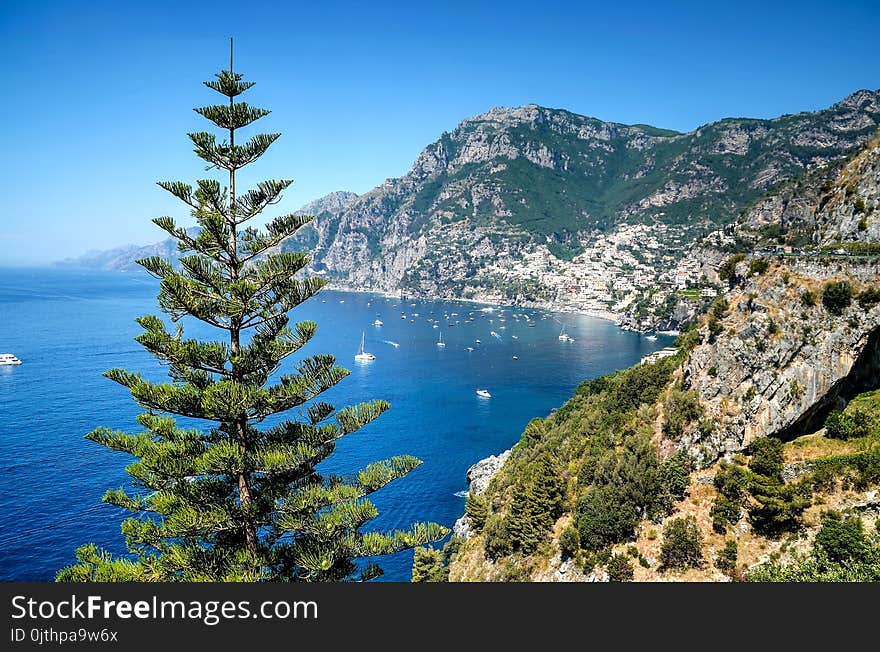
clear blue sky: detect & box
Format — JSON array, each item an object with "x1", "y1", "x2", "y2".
[{"x1": 2, "y1": 0, "x2": 878, "y2": 265}]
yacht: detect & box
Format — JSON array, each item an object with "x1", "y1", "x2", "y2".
[
  {"x1": 645, "y1": 334, "x2": 658, "y2": 341},
  {"x1": 475, "y1": 339, "x2": 481, "y2": 344},
  {"x1": 373, "y1": 319, "x2": 383, "y2": 326},
  {"x1": 466, "y1": 346, "x2": 474, "y2": 352},
  {"x1": 354, "y1": 332, "x2": 376, "y2": 362},
  {"x1": 0, "y1": 353, "x2": 22, "y2": 366},
  {"x1": 558, "y1": 325, "x2": 574, "y2": 342},
  {"x1": 436, "y1": 331, "x2": 446, "y2": 348},
  {"x1": 476, "y1": 389, "x2": 491, "y2": 398}
]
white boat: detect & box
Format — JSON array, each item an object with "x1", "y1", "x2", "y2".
[
  {"x1": 645, "y1": 334, "x2": 658, "y2": 341},
  {"x1": 511, "y1": 335, "x2": 518, "y2": 340},
  {"x1": 512, "y1": 355, "x2": 518, "y2": 360},
  {"x1": 558, "y1": 325, "x2": 574, "y2": 342},
  {"x1": 475, "y1": 339, "x2": 481, "y2": 344},
  {"x1": 466, "y1": 346, "x2": 474, "y2": 352},
  {"x1": 437, "y1": 331, "x2": 446, "y2": 347},
  {"x1": 0, "y1": 353, "x2": 22, "y2": 366},
  {"x1": 476, "y1": 389, "x2": 491, "y2": 398},
  {"x1": 354, "y1": 332, "x2": 376, "y2": 362},
  {"x1": 490, "y1": 331, "x2": 499, "y2": 338},
  {"x1": 373, "y1": 319, "x2": 383, "y2": 326}
]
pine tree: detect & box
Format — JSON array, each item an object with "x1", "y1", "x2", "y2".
[{"x1": 57, "y1": 41, "x2": 447, "y2": 582}]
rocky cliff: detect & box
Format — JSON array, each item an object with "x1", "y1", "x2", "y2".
[{"x1": 676, "y1": 259, "x2": 880, "y2": 461}]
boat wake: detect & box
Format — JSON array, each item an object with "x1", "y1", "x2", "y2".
[
  {"x1": 453, "y1": 490, "x2": 468, "y2": 498},
  {"x1": 382, "y1": 340, "x2": 400, "y2": 348}
]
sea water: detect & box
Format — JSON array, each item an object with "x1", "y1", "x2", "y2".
[{"x1": 0, "y1": 268, "x2": 672, "y2": 581}]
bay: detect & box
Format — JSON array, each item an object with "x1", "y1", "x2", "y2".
[{"x1": 0, "y1": 268, "x2": 672, "y2": 581}]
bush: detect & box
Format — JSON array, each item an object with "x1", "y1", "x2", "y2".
[
  {"x1": 606, "y1": 553, "x2": 634, "y2": 582},
  {"x1": 748, "y1": 437, "x2": 784, "y2": 482},
  {"x1": 857, "y1": 287, "x2": 880, "y2": 309},
  {"x1": 663, "y1": 387, "x2": 703, "y2": 440},
  {"x1": 813, "y1": 511, "x2": 869, "y2": 563},
  {"x1": 708, "y1": 366, "x2": 718, "y2": 377},
  {"x1": 411, "y1": 547, "x2": 447, "y2": 582},
  {"x1": 824, "y1": 408, "x2": 878, "y2": 440},
  {"x1": 719, "y1": 253, "x2": 746, "y2": 284},
  {"x1": 858, "y1": 215, "x2": 868, "y2": 231},
  {"x1": 483, "y1": 514, "x2": 513, "y2": 559},
  {"x1": 748, "y1": 478, "x2": 811, "y2": 536},
  {"x1": 655, "y1": 451, "x2": 693, "y2": 513},
  {"x1": 853, "y1": 197, "x2": 866, "y2": 213},
  {"x1": 715, "y1": 539, "x2": 738, "y2": 575},
  {"x1": 822, "y1": 281, "x2": 853, "y2": 316},
  {"x1": 801, "y1": 289, "x2": 816, "y2": 307},
  {"x1": 714, "y1": 461, "x2": 750, "y2": 499},
  {"x1": 464, "y1": 493, "x2": 489, "y2": 531},
  {"x1": 660, "y1": 516, "x2": 704, "y2": 570},
  {"x1": 559, "y1": 525, "x2": 580, "y2": 560},
  {"x1": 577, "y1": 485, "x2": 640, "y2": 552},
  {"x1": 749, "y1": 257, "x2": 770, "y2": 275}
]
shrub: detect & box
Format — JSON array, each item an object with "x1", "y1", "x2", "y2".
[
  {"x1": 767, "y1": 319, "x2": 779, "y2": 335},
  {"x1": 711, "y1": 496, "x2": 740, "y2": 534},
  {"x1": 577, "y1": 485, "x2": 640, "y2": 552},
  {"x1": 858, "y1": 215, "x2": 868, "y2": 231},
  {"x1": 411, "y1": 547, "x2": 447, "y2": 582},
  {"x1": 748, "y1": 437, "x2": 784, "y2": 483},
  {"x1": 464, "y1": 493, "x2": 489, "y2": 531},
  {"x1": 559, "y1": 525, "x2": 580, "y2": 560},
  {"x1": 822, "y1": 281, "x2": 853, "y2": 316},
  {"x1": 749, "y1": 257, "x2": 770, "y2": 275},
  {"x1": 606, "y1": 553, "x2": 634, "y2": 582},
  {"x1": 715, "y1": 539, "x2": 738, "y2": 575},
  {"x1": 813, "y1": 511, "x2": 869, "y2": 563},
  {"x1": 483, "y1": 514, "x2": 513, "y2": 559},
  {"x1": 824, "y1": 408, "x2": 878, "y2": 440},
  {"x1": 708, "y1": 366, "x2": 718, "y2": 377},
  {"x1": 710, "y1": 460, "x2": 748, "y2": 533},
  {"x1": 660, "y1": 516, "x2": 704, "y2": 570},
  {"x1": 655, "y1": 451, "x2": 693, "y2": 513},
  {"x1": 853, "y1": 197, "x2": 866, "y2": 213},
  {"x1": 801, "y1": 289, "x2": 816, "y2": 307},
  {"x1": 748, "y1": 478, "x2": 811, "y2": 536},
  {"x1": 857, "y1": 287, "x2": 880, "y2": 309},
  {"x1": 663, "y1": 387, "x2": 703, "y2": 440},
  {"x1": 719, "y1": 253, "x2": 746, "y2": 283}
]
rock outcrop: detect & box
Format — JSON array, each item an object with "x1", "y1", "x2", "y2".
[
  {"x1": 452, "y1": 449, "x2": 511, "y2": 540},
  {"x1": 676, "y1": 259, "x2": 880, "y2": 461}
]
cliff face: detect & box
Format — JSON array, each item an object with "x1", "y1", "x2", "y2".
[
  {"x1": 676, "y1": 260, "x2": 880, "y2": 461},
  {"x1": 816, "y1": 135, "x2": 880, "y2": 244}
]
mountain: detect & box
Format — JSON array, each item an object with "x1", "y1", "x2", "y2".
[
  {"x1": 311, "y1": 90, "x2": 879, "y2": 299},
  {"x1": 56, "y1": 192, "x2": 358, "y2": 272},
  {"x1": 440, "y1": 136, "x2": 880, "y2": 583},
  {"x1": 59, "y1": 92, "x2": 879, "y2": 330}
]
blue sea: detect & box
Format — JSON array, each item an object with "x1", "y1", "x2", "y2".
[{"x1": 0, "y1": 268, "x2": 672, "y2": 581}]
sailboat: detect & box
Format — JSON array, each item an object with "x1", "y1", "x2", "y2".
[
  {"x1": 436, "y1": 331, "x2": 446, "y2": 347},
  {"x1": 354, "y1": 332, "x2": 376, "y2": 361}
]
